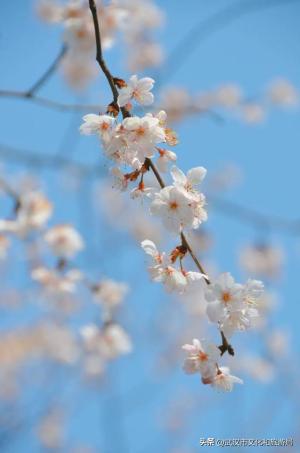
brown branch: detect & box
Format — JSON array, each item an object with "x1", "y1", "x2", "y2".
[
  {"x1": 0, "y1": 90, "x2": 102, "y2": 112},
  {"x1": 218, "y1": 330, "x2": 234, "y2": 356},
  {"x1": 88, "y1": 0, "x2": 119, "y2": 106},
  {"x1": 0, "y1": 143, "x2": 104, "y2": 176},
  {"x1": 26, "y1": 45, "x2": 67, "y2": 96}
]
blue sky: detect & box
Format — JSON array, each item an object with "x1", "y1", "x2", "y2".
[{"x1": 0, "y1": 0, "x2": 299, "y2": 452}]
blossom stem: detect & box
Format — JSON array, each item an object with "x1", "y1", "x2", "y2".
[
  {"x1": 88, "y1": 0, "x2": 210, "y2": 285},
  {"x1": 180, "y1": 232, "x2": 210, "y2": 284},
  {"x1": 88, "y1": 0, "x2": 119, "y2": 106}
]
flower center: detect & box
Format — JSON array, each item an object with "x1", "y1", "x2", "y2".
[
  {"x1": 198, "y1": 352, "x2": 208, "y2": 362},
  {"x1": 136, "y1": 126, "x2": 145, "y2": 136},
  {"x1": 101, "y1": 122, "x2": 109, "y2": 131},
  {"x1": 169, "y1": 201, "x2": 178, "y2": 210},
  {"x1": 222, "y1": 291, "x2": 231, "y2": 303}
]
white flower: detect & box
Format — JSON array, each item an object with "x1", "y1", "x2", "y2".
[
  {"x1": 63, "y1": 17, "x2": 94, "y2": 52},
  {"x1": 214, "y1": 84, "x2": 242, "y2": 107},
  {"x1": 141, "y1": 239, "x2": 164, "y2": 264},
  {"x1": 80, "y1": 324, "x2": 100, "y2": 351},
  {"x1": 44, "y1": 224, "x2": 84, "y2": 259},
  {"x1": 19, "y1": 191, "x2": 52, "y2": 227},
  {"x1": 141, "y1": 239, "x2": 186, "y2": 292},
  {"x1": 111, "y1": 167, "x2": 129, "y2": 191},
  {"x1": 32, "y1": 266, "x2": 82, "y2": 294},
  {"x1": 79, "y1": 114, "x2": 115, "y2": 140},
  {"x1": 130, "y1": 182, "x2": 155, "y2": 200},
  {"x1": 100, "y1": 324, "x2": 132, "y2": 359},
  {"x1": 156, "y1": 148, "x2": 177, "y2": 173},
  {"x1": 118, "y1": 75, "x2": 155, "y2": 107},
  {"x1": 122, "y1": 115, "x2": 165, "y2": 161},
  {"x1": 150, "y1": 186, "x2": 195, "y2": 232},
  {"x1": 37, "y1": 0, "x2": 63, "y2": 23},
  {"x1": 205, "y1": 272, "x2": 243, "y2": 324},
  {"x1": 92, "y1": 278, "x2": 128, "y2": 309},
  {"x1": 151, "y1": 166, "x2": 207, "y2": 231},
  {"x1": 205, "y1": 273, "x2": 263, "y2": 337},
  {"x1": 141, "y1": 240, "x2": 205, "y2": 293},
  {"x1": 211, "y1": 366, "x2": 243, "y2": 392},
  {"x1": 81, "y1": 322, "x2": 132, "y2": 360},
  {"x1": 268, "y1": 79, "x2": 298, "y2": 106},
  {"x1": 242, "y1": 279, "x2": 264, "y2": 307},
  {"x1": 239, "y1": 244, "x2": 283, "y2": 279},
  {"x1": 182, "y1": 338, "x2": 219, "y2": 379},
  {"x1": 0, "y1": 192, "x2": 52, "y2": 237},
  {"x1": 171, "y1": 165, "x2": 207, "y2": 197}
]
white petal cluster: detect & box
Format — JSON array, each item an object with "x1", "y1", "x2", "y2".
[
  {"x1": 79, "y1": 69, "x2": 266, "y2": 394},
  {"x1": 44, "y1": 224, "x2": 84, "y2": 259},
  {"x1": 80, "y1": 110, "x2": 171, "y2": 169},
  {"x1": 182, "y1": 339, "x2": 243, "y2": 392},
  {"x1": 205, "y1": 272, "x2": 264, "y2": 337},
  {"x1": 150, "y1": 166, "x2": 207, "y2": 232},
  {"x1": 32, "y1": 267, "x2": 83, "y2": 295},
  {"x1": 118, "y1": 75, "x2": 155, "y2": 107},
  {"x1": 141, "y1": 239, "x2": 205, "y2": 293},
  {"x1": 37, "y1": 0, "x2": 163, "y2": 88},
  {"x1": 0, "y1": 192, "x2": 52, "y2": 238},
  {"x1": 239, "y1": 244, "x2": 283, "y2": 279},
  {"x1": 80, "y1": 322, "x2": 132, "y2": 376}
]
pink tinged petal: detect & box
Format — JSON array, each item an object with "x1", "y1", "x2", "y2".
[
  {"x1": 206, "y1": 300, "x2": 226, "y2": 323},
  {"x1": 192, "y1": 338, "x2": 202, "y2": 351},
  {"x1": 129, "y1": 75, "x2": 138, "y2": 87},
  {"x1": 137, "y1": 92, "x2": 154, "y2": 106},
  {"x1": 183, "y1": 358, "x2": 199, "y2": 374},
  {"x1": 187, "y1": 166, "x2": 207, "y2": 185},
  {"x1": 218, "y1": 272, "x2": 236, "y2": 290},
  {"x1": 141, "y1": 239, "x2": 158, "y2": 257},
  {"x1": 170, "y1": 165, "x2": 187, "y2": 185},
  {"x1": 137, "y1": 77, "x2": 155, "y2": 91},
  {"x1": 118, "y1": 87, "x2": 133, "y2": 107}
]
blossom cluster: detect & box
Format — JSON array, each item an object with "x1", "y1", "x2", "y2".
[
  {"x1": 37, "y1": 0, "x2": 163, "y2": 88},
  {"x1": 0, "y1": 178, "x2": 132, "y2": 380},
  {"x1": 159, "y1": 79, "x2": 299, "y2": 124},
  {"x1": 80, "y1": 73, "x2": 265, "y2": 391}
]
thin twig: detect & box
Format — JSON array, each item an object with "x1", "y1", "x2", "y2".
[
  {"x1": 0, "y1": 143, "x2": 104, "y2": 176},
  {"x1": 26, "y1": 45, "x2": 67, "y2": 96},
  {"x1": 0, "y1": 90, "x2": 102, "y2": 112},
  {"x1": 88, "y1": 0, "x2": 119, "y2": 106}
]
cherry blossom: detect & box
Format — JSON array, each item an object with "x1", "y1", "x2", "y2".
[
  {"x1": 32, "y1": 267, "x2": 83, "y2": 294},
  {"x1": 91, "y1": 278, "x2": 128, "y2": 310},
  {"x1": 182, "y1": 338, "x2": 220, "y2": 379},
  {"x1": 156, "y1": 148, "x2": 177, "y2": 173},
  {"x1": 79, "y1": 114, "x2": 115, "y2": 140},
  {"x1": 205, "y1": 273, "x2": 263, "y2": 337},
  {"x1": 268, "y1": 79, "x2": 298, "y2": 106},
  {"x1": 211, "y1": 366, "x2": 243, "y2": 392},
  {"x1": 44, "y1": 224, "x2": 84, "y2": 259},
  {"x1": 118, "y1": 75, "x2": 155, "y2": 107},
  {"x1": 141, "y1": 240, "x2": 205, "y2": 293},
  {"x1": 81, "y1": 323, "x2": 132, "y2": 360},
  {"x1": 150, "y1": 184, "x2": 206, "y2": 232}
]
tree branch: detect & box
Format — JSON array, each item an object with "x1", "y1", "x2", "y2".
[
  {"x1": 26, "y1": 45, "x2": 67, "y2": 96},
  {"x1": 88, "y1": 0, "x2": 119, "y2": 106},
  {"x1": 88, "y1": 0, "x2": 210, "y2": 283}
]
